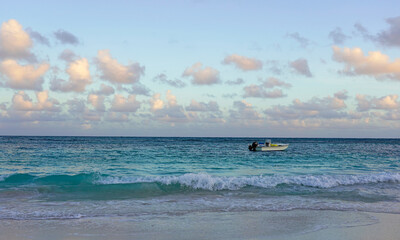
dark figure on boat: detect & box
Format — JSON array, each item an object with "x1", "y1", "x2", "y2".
[{"x1": 248, "y1": 141, "x2": 258, "y2": 151}]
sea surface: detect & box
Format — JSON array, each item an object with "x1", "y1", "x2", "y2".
[{"x1": 0, "y1": 136, "x2": 399, "y2": 221}]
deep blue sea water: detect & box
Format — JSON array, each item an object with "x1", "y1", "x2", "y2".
[{"x1": 0, "y1": 137, "x2": 399, "y2": 220}]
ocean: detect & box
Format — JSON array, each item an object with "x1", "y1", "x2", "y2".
[{"x1": 0, "y1": 137, "x2": 399, "y2": 239}]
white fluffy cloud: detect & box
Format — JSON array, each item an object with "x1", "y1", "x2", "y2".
[
  {"x1": 0, "y1": 59, "x2": 49, "y2": 90},
  {"x1": 12, "y1": 91, "x2": 59, "y2": 111},
  {"x1": 95, "y1": 50, "x2": 145, "y2": 84},
  {"x1": 332, "y1": 46, "x2": 400, "y2": 81},
  {"x1": 222, "y1": 54, "x2": 263, "y2": 71},
  {"x1": 0, "y1": 19, "x2": 33, "y2": 60},
  {"x1": 88, "y1": 94, "x2": 105, "y2": 112},
  {"x1": 150, "y1": 93, "x2": 164, "y2": 112},
  {"x1": 150, "y1": 90, "x2": 190, "y2": 123},
  {"x1": 356, "y1": 94, "x2": 399, "y2": 111},
  {"x1": 182, "y1": 62, "x2": 220, "y2": 85},
  {"x1": 50, "y1": 58, "x2": 91, "y2": 92},
  {"x1": 110, "y1": 94, "x2": 141, "y2": 112}
]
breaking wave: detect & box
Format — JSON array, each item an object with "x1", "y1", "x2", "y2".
[{"x1": 1, "y1": 172, "x2": 399, "y2": 191}]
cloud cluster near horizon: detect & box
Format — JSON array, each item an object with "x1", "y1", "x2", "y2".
[{"x1": 0, "y1": 15, "x2": 399, "y2": 137}]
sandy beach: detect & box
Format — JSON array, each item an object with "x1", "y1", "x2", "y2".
[{"x1": 1, "y1": 210, "x2": 399, "y2": 240}]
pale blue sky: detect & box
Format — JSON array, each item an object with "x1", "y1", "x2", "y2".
[{"x1": 0, "y1": 0, "x2": 399, "y2": 137}]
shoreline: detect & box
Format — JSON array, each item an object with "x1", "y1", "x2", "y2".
[{"x1": 1, "y1": 210, "x2": 399, "y2": 240}]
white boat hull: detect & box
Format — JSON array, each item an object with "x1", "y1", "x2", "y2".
[{"x1": 255, "y1": 144, "x2": 289, "y2": 151}]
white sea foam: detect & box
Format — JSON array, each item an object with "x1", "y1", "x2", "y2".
[{"x1": 95, "y1": 172, "x2": 400, "y2": 190}]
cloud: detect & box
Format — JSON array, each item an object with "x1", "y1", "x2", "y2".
[
  {"x1": 0, "y1": 59, "x2": 49, "y2": 90},
  {"x1": 58, "y1": 49, "x2": 77, "y2": 62},
  {"x1": 353, "y1": 17, "x2": 400, "y2": 48},
  {"x1": 376, "y1": 16, "x2": 400, "y2": 47},
  {"x1": 50, "y1": 58, "x2": 92, "y2": 92},
  {"x1": 334, "y1": 90, "x2": 348, "y2": 100},
  {"x1": 12, "y1": 91, "x2": 59, "y2": 111},
  {"x1": 289, "y1": 58, "x2": 312, "y2": 77},
  {"x1": 182, "y1": 62, "x2": 220, "y2": 85},
  {"x1": 119, "y1": 83, "x2": 150, "y2": 96},
  {"x1": 67, "y1": 98, "x2": 85, "y2": 113},
  {"x1": 110, "y1": 94, "x2": 141, "y2": 112},
  {"x1": 54, "y1": 29, "x2": 79, "y2": 45},
  {"x1": 381, "y1": 109, "x2": 400, "y2": 121},
  {"x1": 356, "y1": 94, "x2": 399, "y2": 111},
  {"x1": 94, "y1": 84, "x2": 115, "y2": 96},
  {"x1": 265, "y1": 93, "x2": 347, "y2": 120},
  {"x1": 104, "y1": 112, "x2": 130, "y2": 122},
  {"x1": 332, "y1": 46, "x2": 400, "y2": 81},
  {"x1": 229, "y1": 100, "x2": 262, "y2": 121},
  {"x1": 150, "y1": 93, "x2": 164, "y2": 112},
  {"x1": 82, "y1": 110, "x2": 102, "y2": 121},
  {"x1": 287, "y1": 32, "x2": 311, "y2": 48},
  {"x1": 266, "y1": 60, "x2": 282, "y2": 75},
  {"x1": 0, "y1": 103, "x2": 6, "y2": 111},
  {"x1": 150, "y1": 90, "x2": 190, "y2": 123},
  {"x1": 95, "y1": 49, "x2": 145, "y2": 84},
  {"x1": 88, "y1": 94, "x2": 105, "y2": 112},
  {"x1": 329, "y1": 27, "x2": 349, "y2": 44},
  {"x1": 166, "y1": 90, "x2": 177, "y2": 106},
  {"x1": 225, "y1": 78, "x2": 244, "y2": 85},
  {"x1": 353, "y1": 23, "x2": 377, "y2": 43},
  {"x1": 292, "y1": 95, "x2": 346, "y2": 111},
  {"x1": 242, "y1": 77, "x2": 290, "y2": 99},
  {"x1": 26, "y1": 28, "x2": 50, "y2": 46},
  {"x1": 130, "y1": 83, "x2": 150, "y2": 96},
  {"x1": 222, "y1": 54, "x2": 263, "y2": 71},
  {"x1": 262, "y1": 77, "x2": 291, "y2": 89},
  {"x1": 0, "y1": 19, "x2": 35, "y2": 60},
  {"x1": 243, "y1": 85, "x2": 285, "y2": 98},
  {"x1": 222, "y1": 93, "x2": 238, "y2": 98},
  {"x1": 185, "y1": 100, "x2": 223, "y2": 124},
  {"x1": 154, "y1": 73, "x2": 186, "y2": 88},
  {"x1": 186, "y1": 100, "x2": 220, "y2": 112}
]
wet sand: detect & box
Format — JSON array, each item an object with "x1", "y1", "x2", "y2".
[{"x1": 0, "y1": 210, "x2": 399, "y2": 240}]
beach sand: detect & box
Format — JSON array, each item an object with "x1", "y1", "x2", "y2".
[{"x1": 1, "y1": 210, "x2": 399, "y2": 240}]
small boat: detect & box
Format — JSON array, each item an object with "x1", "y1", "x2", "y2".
[{"x1": 248, "y1": 139, "x2": 289, "y2": 151}]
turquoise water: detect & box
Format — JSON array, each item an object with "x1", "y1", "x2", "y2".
[{"x1": 0, "y1": 137, "x2": 399, "y2": 220}]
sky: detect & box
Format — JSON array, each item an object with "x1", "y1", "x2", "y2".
[{"x1": 0, "y1": 0, "x2": 400, "y2": 137}]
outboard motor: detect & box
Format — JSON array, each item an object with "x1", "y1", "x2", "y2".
[{"x1": 248, "y1": 141, "x2": 258, "y2": 151}]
